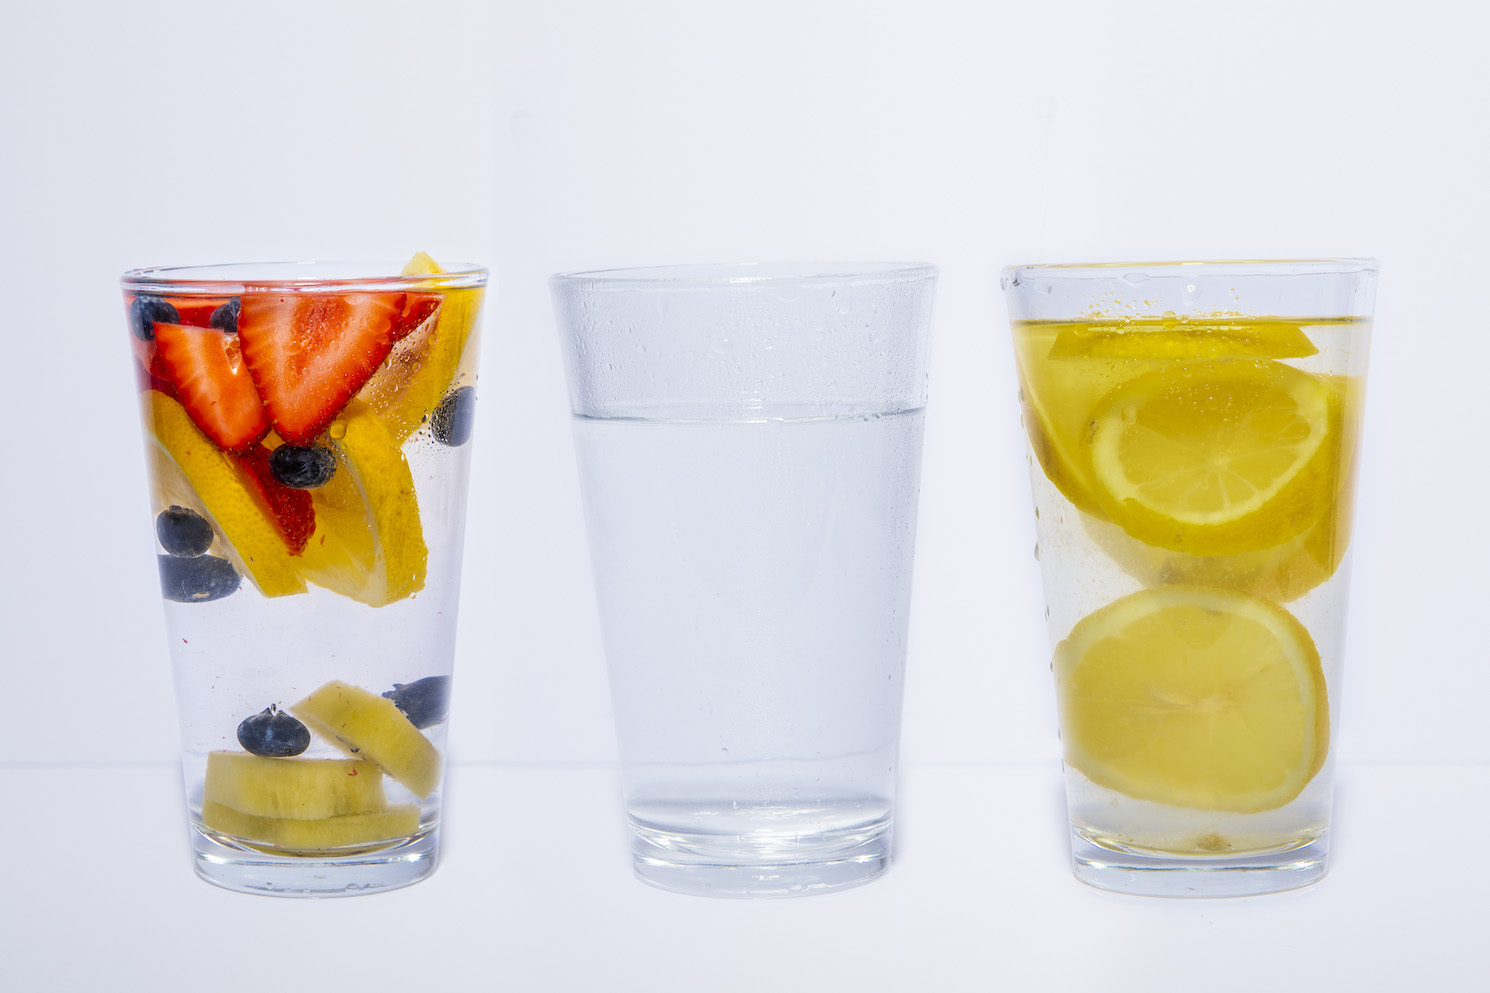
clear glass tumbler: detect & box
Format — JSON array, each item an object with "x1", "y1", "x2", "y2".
[
  {"x1": 121, "y1": 258, "x2": 486, "y2": 896},
  {"x1": 1002, "y1": 259, "x2": 1376, "y2": 896},
  {"x1": 552, "y1": 262, "x2": 937, "y2": 897}
]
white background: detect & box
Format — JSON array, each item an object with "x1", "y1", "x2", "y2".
[{"x1": 2, "y1": 0, "x2": 1486, "y2": 989}]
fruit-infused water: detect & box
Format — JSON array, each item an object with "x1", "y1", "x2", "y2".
[
  {"x1": 1012, "y1": 315, "x2": 1369, "y2": 867},
  {"x1": 123, "y1": 256, "x2": 484, "y2": 894},
  {"x1": 573, "y1": 409, "x2": 924, "y2": 862}
]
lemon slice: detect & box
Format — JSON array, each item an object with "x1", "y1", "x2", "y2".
[
  {"x1": 296, "y1": 400, "x2": 427, "y2": 606},
  {"x1": 1013, "y1": 321, "x2": 1325, "y2": 520},
  {"x1": 148, "y1": 392, "x2": 305, "y2": 598},
  {"x1": 1087, "y1": 359, "x2": 1337, "y2": 556},
  {"x1": 1056, "y1": 586, "x2": 1329, "y2": 813},
  {"x1": 1049, "y1": 320, "x2": 1318, "y2": 359},
  {"x1": 400, "y1": 251, "x2": 444, "y2": 276},
  {"x1": 1085, "y1": 502, "x2": 1350, "y2": 604},
  {"x1": 361, "y1": 252, "x2": 483, "y2": 444},
  {"x1": 1012, "y1": 324, "x2": 1143, "y2": 516}
]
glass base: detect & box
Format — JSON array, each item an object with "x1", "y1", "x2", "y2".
[
  {"x1": 629, "y1": 817, "x2": 893, "y2": 898},
  {"x1": 191, "y1": 825, "x2": 439, "y2": 898},
  {"x1": 1070, "y1": 827, "x2": 1329, "y2": 897}
]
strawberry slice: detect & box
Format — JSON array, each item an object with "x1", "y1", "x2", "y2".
[
  {"x1": 154, "y1": 323, "x2": 270, "y2": 452},
  {"x1": 238, "y1": 291, "x2": 409, "y2": 445},
  {"x1": 234, "y1": 445, "x2": 315, "y2": 556},
  {"x1": 136, "y1": 356, "x2": 177, "y2": 399},
  {"x1": 392, "y1": 293, "x2": 442, "y2": 341},
  {"x1": 169, "y1": 300, "x2": 224, "y2": 328}
]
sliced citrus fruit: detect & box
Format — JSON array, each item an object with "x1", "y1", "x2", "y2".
[
  {"x1": 359, "y1": 252, "x2": 483, "y2": 444},
  {"x1": 1082, "y1": 373, "x2": 1363, "y2": 599},
  {"x1": 1084, "y1": 502, "x2": 1348, "y2": 604},
  {"x1": 400, "y1": 251, "x2": 443, "y2": 276},
  {"x1": 1048, "y1": 319, "x2": 1318, "y2": 359},
  {"x1": 1086, "y1": 358, "x2": 1338, "y2": 556},
  {"x1": 1013, "y1": 320, "x2": 1325, "y2": 520},
  {"x1": 147, "y1": 392, "x2": 306, "y2": 597},
  {"x1": 1012, "y1": 324, "x2": 1144, "y2": 516},
  {"x1": 1055, "y1": 586, "x2": 1329, "y2": 813},
  {"x1": 296, "y1": 400, "x2": 428, "y2": 606}
]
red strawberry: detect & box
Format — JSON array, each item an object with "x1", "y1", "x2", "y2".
[
  {"x1": 153, "y1": 323, "x2": 270, "y2": 452},
  {"x1": 237, "y1": 291, "x2": 409, "y2": 445},
  {"x1": 392, "y1": 293, "x2": 442, "y2": 341},
  {"x1": 234, "y1": 445, "x2": 315, "y2": 556},
  {"x1": 136, "y1": 355, "x2": 177, "y2": 398},
  {"x1": 170, "y1": 300, "x2": 223, "y2": 328}
]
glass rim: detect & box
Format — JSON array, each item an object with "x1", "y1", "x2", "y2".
[
  {"x1": 550, "y1": 260, "x2": 938, "y2": 288},
  {"x1": 120, "y1": 260, "x2": 489, "y2": 294},
  {"x1": 1002, "y1": 258, "x2": 1379, "y2": 280}
]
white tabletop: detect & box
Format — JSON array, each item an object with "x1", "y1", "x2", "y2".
[{"x1": 3, "y1": 761, "x2": 1480, "y2": 991}]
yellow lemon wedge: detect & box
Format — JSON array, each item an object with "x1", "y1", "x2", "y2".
[
  {"x1": 400, "y1": 251, "x2": 444, "y2": 276},
  {"x1": 1086, "y1": 359, "x2": 1338, "y2": 556},
  {"x1": 361, "y1": 252, "x2": 483, "y2": 444},
  {"x1": 1055, "y1": 586, "x2": 1329, "y2": 814},
  {"x1": 296, "y1": 400, "x2": 427, "y2": 606},
  {"x1": 148, "y1": 392, "x2": 305, "y2": 597}
]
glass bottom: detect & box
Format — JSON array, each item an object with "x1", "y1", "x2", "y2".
[
  {"x1": 629, "y1": 815, "x2": 893, "y2": 898},
  {"x1": 191, "y1": 824, "x2": 439, "y2": 897},
  {"x1": 1070, "y1": 826, "x2": 1329, "y2": 897}
]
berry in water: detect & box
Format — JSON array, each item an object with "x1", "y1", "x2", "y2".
[
  {"x1": 382, "y1": 675, "x2": 452, "y2": 729},
  {"x1": 237, "y1": 705, "x2": 312, "y2": 757},
  {"x1": 156, "y1": 505, "x2": 214, "y2": 557},
  {"x1": 129, "y1": 295, "x2": 180, "y2": 341},
  {"x1": 268, "y1": 444, "x2": 336, "y2": 489},
  {"x1": 210, "y1": 298, "x2": 241, "y2": 333},
  {"x1": 157, "y1": 553, "x2": 240, "y2": 602},
  {"x1": 431, "y1": 387, "x2": 476, "y2": 447}
]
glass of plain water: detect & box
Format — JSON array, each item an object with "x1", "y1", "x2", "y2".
[{"x1": 551, "y1": 262, "x2": 937, "y2": 897}]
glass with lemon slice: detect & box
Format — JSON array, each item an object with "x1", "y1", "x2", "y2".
[
  {"x1": 1002, "y1": 259, "x2": 1376, "y2": 896},
  {"x1": 122, "y1": 258, "x2": 486, "y2": 896}
]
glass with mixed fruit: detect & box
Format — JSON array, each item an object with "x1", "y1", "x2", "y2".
[{"x1": 122, "y1": 254, "x2": 486, "y2": 895}]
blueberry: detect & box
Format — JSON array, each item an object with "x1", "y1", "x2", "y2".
[
  {"x1": 156, "y1": 506, "x2": 213, "y2": 558},
  {"x1": 269, "y1": 445, "x2": 336, "y2": 489},
  {"x1": 129, "y1": 295, "x2": 180, "y2": 341},
  {"x1": 157, "y1": 554, "x2": 240, "y2": 603},
  {"x1": 210, "y1": 298, "x2": 241, "y2": 333},
  {"x1": 382, "y1": 676, "x2": 451, "y2": 729},
  {"x1": 431, "y1": 387, "x2": 476, "y2": 447},
  {"x1": 237, "y1": 705, "x2": 311, "y2": 757}
]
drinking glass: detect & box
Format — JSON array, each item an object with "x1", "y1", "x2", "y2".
[
  {"x1": 1003, "y1": 259, "x2": 1376, "y2": 895},
  {"x1": 552, "y1": 262, "x2": 936, "y2": 897},
  {"x1": 121, "y1": 258, "x2": 485, "y2": 896}
]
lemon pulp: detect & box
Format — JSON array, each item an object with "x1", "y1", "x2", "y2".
[
  {"x1": 1086, "y1": 358, "x2": 1338, "y2": 556},
  {"x1": 1055, "y1": 585, "x2": 1329, "y2": 814}
]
